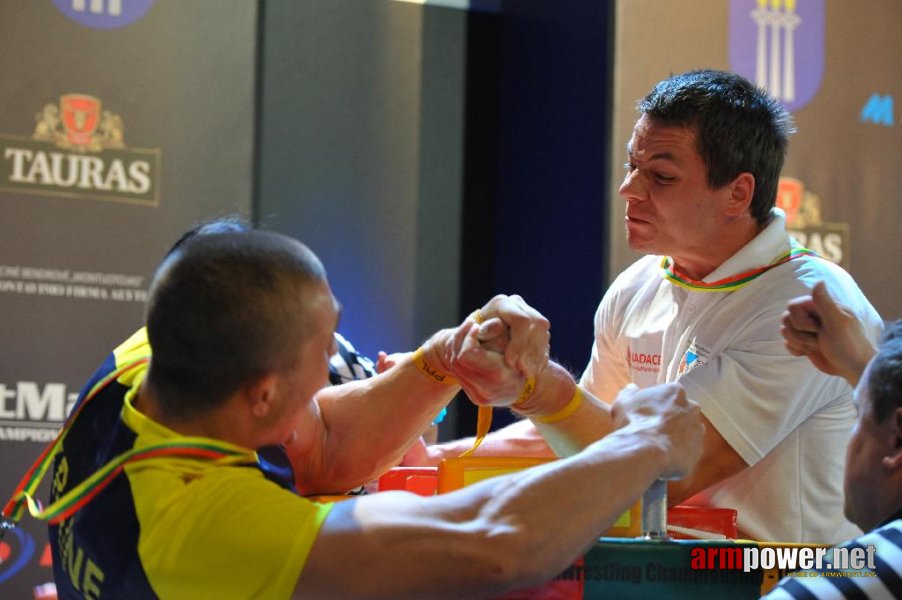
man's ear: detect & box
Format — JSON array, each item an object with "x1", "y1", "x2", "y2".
[
  {"x1": 246, "y1": 373, "x2": 279, "y2": 419},
  {"x1": 881, "y1": 407, "x2": 902, "y2": 471},
  {"x1": 726, "y1": 172, "x2": 755, "y2": 217}
]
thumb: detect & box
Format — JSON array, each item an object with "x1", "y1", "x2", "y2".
[{"x1": 810, "y1": 281, "x2": 844, "y2": 327}]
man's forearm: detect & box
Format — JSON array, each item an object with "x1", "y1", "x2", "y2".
[
  {"x1": 411, "y1": 362, "x2": 616, "y2": 465},
  {"x1": 296, "y1": 349, "x2": 459, "y2": 493},
  {"x1": 300, "y1": 424, "x2": 671, "y2": 599}
]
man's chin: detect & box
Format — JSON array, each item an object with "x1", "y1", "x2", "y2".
[{"x1": 624, "y1": 234, "x2": 656, "y2": 255}]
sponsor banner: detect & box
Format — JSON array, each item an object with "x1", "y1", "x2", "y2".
[
  {"x1": 729, "y1": 0, "x2": 825, "y2": 113},
  {"x1": 52, "y1": 0, "x2": 158, "y2": 30},
  {"x1": 0, "y1": 94, "x2": 161, "y2": 206},
  {"x1": 1, "y1": 1, "x2": 256, "y2": 596},
  {"x1": 777, "y1": 177, "x2": 849, "y2": 269}
]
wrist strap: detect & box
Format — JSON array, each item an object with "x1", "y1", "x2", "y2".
[
  {"x1": 459, "y1": 405, "x2": 492, "y2": 458},
  {"x1": 538, "y1": 385, "x2": 583, "y2": 424},
  {"x1": 524, "y1": 385, "x2": 583, "y2": 424},
  {"x1": 411, "y1": 347, "x2": 458, "y2": 386}
]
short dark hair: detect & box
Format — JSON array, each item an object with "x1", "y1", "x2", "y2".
[
  {"x1": 638, "y1": 69, "x2": 795, "y2": 225},
  {"x1": 867, "y1": 320, "x2": 902, "y2": 423},
  {"x1": 145, "y1": 230, "x2": 327, "y2": 420},
  {"x1": 166, "y1": 215, "x2": 251, "y2": 256}
]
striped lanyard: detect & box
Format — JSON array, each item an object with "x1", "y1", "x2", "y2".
[
  {"x1": 1, "y1": 357, "x2": 257, "y2": 527},
  {"x1": 661, "y1": 247, "x2": 817, "y2": 292}
]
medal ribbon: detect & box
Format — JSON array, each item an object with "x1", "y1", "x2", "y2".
[
  {"x1": 2, "y1": 357, "x2": 256, "y2": 527},
  {"x1": 661, "y1": 247, "x2": 816, "y2": 292}
]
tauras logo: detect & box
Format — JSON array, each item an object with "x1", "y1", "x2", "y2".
[
  {"x1": 777, "y1": 177, "x2": 848, "y2": 269},
  {"x1": 0, "y1": 94, "x2": 161, "y2": 206}
]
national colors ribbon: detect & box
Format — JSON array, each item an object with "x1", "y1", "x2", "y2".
[
  {"x1": 1, "y1": 357, "x2": 256, "y2": 527},
  {"x1": 661, "y1": 247, "x2": 817, "y2": 292}
]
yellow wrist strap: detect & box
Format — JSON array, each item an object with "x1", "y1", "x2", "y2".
[
  {"x1": 459, "y1": 405, "x2": 492, "y2": 458},
  {"x1": 411, "y1": 347, "x2": 458, "y2": 386},
  {"x1": 459, "y1": 376, "x2": 535, "y2": 458},
  {"x1": 535, "y1": 385, "x2": 584, "y2": 424}
]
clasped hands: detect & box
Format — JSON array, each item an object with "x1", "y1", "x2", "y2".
[{"x1": 423, "y1": 294, "x2": 550, "y2": 407}]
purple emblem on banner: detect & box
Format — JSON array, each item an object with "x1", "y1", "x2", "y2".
[
  {"x1": 730, "y1": 0, "x2": 824, "y2": 113},
  {"x1": 52, "y1": 0, "x2": 156, "y2": 30}
]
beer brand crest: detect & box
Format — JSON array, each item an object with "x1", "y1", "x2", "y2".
[
  {"x1": 1, "y1": 95, "x2": 160, "y2": 206},
  {"x1": 33, "y1": 94, "x2": 124, "y2": 153}
]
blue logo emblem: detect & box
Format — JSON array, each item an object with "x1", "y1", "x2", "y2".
[
  {"x1": 860, "y1": 94, "x2": 895, "y2": 127},
  {"x1": 52, "y1": 0, "x2": 156, "y2": 30},
  {"x1": 729, "y1": 0, "x2": 825, "y2": 113},
  {"x1": 0, "y1": 527, "x2": 36, "y2": 584}
]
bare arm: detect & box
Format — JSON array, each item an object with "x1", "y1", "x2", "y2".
[
  {"x1": 524, "y1": 375, "x2": 744, "y2": 505},
  {"x1": 289, "y1": 345, "x2": 459, "y2": 494},
  {"x1": 666, "y1": 413, "x2": 745, "y2": 505},
  {"x1": 288, "y1": 295, "x2": 552, "y2": 494},
  {"x1": 296, "y1": 384, "x2": 703, "y2": 599},
  {"x1": 405, "y1": 361, "x2": 618, "y2": 465},
  {"x1": 413, "y1": 365, "x2": 743, "y2": 507}
]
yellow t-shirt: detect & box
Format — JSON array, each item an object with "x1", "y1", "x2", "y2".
[{"x1": 118, "y1": 334, "x2": 332, "y2": 598}]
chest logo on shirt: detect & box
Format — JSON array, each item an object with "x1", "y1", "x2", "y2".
[
  {"x1": 626, "y1": 347, "x2": 662, "y2": 374},
  {"x1": 678, "y1": 342, "x2": 710, "y2": 377}
]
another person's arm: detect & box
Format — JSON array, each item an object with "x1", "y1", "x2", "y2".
[
  {"x1": 782, "y1": 280, "x2": 877, "y2": 386},
  {"x1": 296, "y1": 383, "x2": 703, "y2": 599}
]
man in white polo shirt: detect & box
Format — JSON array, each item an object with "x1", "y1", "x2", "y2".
[
  {"x1": 416, "y1": 69, "x2": 882, "y2": 545},
  {"x1": 581, "y1": 69, "x2": 882, "y2": 544}
]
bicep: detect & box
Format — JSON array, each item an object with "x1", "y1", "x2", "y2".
[{"x1": 667, "y1": 412, "x2": 746, "y2": 505}]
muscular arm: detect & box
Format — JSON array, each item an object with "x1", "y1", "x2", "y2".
[
  {"x1": 288, "y1": 343, "x2": 459, "y2": 495},
  {"x1": 297, "y1": 389, "x2": 700, "y2": 599},
  {"x1": 412, "y1": 365, "x2": 744, "y2": 507},
  {"x1": 666, "y1": 414, "x2": 745, "y2": 504},
  {"x1": 288, "y1": 295, "x2": 552, "y2": 494}
]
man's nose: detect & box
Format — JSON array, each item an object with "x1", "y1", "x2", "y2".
[{"x1": 619, "y1": 170, "x2": 647, "y2": 202}]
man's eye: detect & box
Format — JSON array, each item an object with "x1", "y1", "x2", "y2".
[
  {"x1": 624, "y1": 162, "x2": 636, "y2": 172},
  {"x1": 655, "y1": 173, "x2": 676, "y2": 183}
]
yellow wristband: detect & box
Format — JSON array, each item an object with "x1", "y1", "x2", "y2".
[
  {"x1": 411, "y1": 347, "x2": 458, "y2": 386},
  {"x1": 536, "y1": 385, "x2": 583, "y2": 424},
  {"x1": 516, "y1": 376, "x2": 536, "y2": 405}
]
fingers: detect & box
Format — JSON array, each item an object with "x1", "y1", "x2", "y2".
[
  {"x1": 476, "y1": 318, "x2": 509, "y2": 353},
  {"x1": 614, "y1": 382, "x2": 639, "y2": 402},
  {"x1": 452, "y1": 321, "x2": 526, "y2": 407},
  {"x1": 810, "y1": 281, "x2": 844, "y2": 327},
  {"x1": 478, "y1": 294, "x2": 550, "y2": 377},
  {"x1": 607, "y1": 383, "x2": 704, "y2": 479},
  {"x1": 781, "y1": 293, "x2": 823, "y2": 357},
  {"x1": 610, "y1": 383, "x2": 639, "y2": 429},
  {"x1": 376, "y1": 351, "x2": 405, "y2": 374},
  {"x1": 376, "y1": 351, "x2": 389, "y2": 374},
  {"x1": 784, "y1": 296, "x2": 820, "y2": 333}
]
